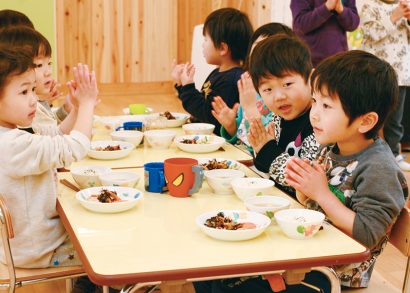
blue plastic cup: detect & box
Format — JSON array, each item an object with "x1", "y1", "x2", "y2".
[{"x1": 143, "y1": 162, "x2": 167, "y2": 193}]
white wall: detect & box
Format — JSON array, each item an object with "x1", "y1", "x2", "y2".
[{"x1": 270, "y1": 0, "x2": 292, "y2": 27}]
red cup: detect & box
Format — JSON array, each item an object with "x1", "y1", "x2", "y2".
[{"x1": 164, "y1": 158, "x2": 204, "y2": 197}]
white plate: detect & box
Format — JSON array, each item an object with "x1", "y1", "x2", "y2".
[
  {"x1": 175, "y1": 135, "x2": 225, "y2": 153},
  {"x1": 196, "y1": 210, "x2": 271, "y2": 241},
  {"x1": 198, "y1": 158, "x2": 241, "y2": 171},
  {"x1": 152, "y1": 112, "x2": 189, "y2": 128},
  {"x1": 88, "y1": 141, "x2": 135, "y2": 160},
  {"x1": 76, "y1": 186, "x2": 143, "y2": 213}
]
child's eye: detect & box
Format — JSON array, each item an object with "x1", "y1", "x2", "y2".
[
  {"x1": 323, "y1": 103, "x2": 331, "y2": 109},
  {"x1": 35, "y1": 64, "x2": 43, "y2": 68},
  {"x1": 32, "y1": 87, "x2": 36, "y2": 92},
  {"x1": 21, "y1": 90, "x2": 28, "y2": 95},
  {"x1": 262, "y1": 88, "x2": 272, "y2": 93},
  {"x1": 311, "y1": 97, "x2": 316, "y2": 103},
  {"x1": 283, "y1": 82, "x2": 292, "y2": 88},
  {"x1": 48, "y1": 62, "x2": 52, "y2": 66}
]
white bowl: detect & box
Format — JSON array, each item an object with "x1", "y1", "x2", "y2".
[
  {"x1": 175, "y1": 135, "x2": 225, "y2": 153},
  {"x1": 150, "y1": 112, "x2": 189, "y2": 128},
  {"x1": 70, "y1": 166, "x2": 112, "y2": 189},
  {"x1": 198, "y1": 158, "x2": 241, "y2": 172},
  {"x1": 275, "y1": 209, "x2": 325, "y2": 240},
  {"x1": 182, "y1": 123, "x2": 215, "y2": 135},
  {"x1": 110, "y1": 130, "x2": 144, "y2": 146},
  {"x1": 144, "y1": 130, "x2": 176, "y2": 149},
  {"x1": 99, "y1": 171, "x2": 140, "y2": 188},
  {"x1": 205, "y1": 169, "x2": 245, "y2": 195},
  {"x1": 76, "y1": 186, "x2": 143, "y2": 213},
  {"x1": 88, "y1": 141, "x2": 135, "y2": 160},
  {"x1": 231, "y1": 177, "x2": 275, "y2": 201},
  {"x1": 196, "y1": 210, "x2": 271, "y2": 241},
  {"x1": 244, "y1": 195, "x2": 291, "y2": 219}
]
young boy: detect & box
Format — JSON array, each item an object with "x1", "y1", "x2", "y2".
[
  {"x1": 247, "y1": 35, "x2": 319, "y2": 196},
  {"x1": 285, "y1": 50, "x2": 408, "y2": 288},
  {"x1": 0, "y1": 9, "x2": 34, "y2": 29},
  {"x1": 172, "y1": 8, "x2": 253, "y2": 134}
]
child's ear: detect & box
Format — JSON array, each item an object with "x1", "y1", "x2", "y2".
[
  {"x1": 219, "y1": 42, "x2": 230, "y2": 56},
  {"x1": 358, "y1": 112, "x2": 379, "y2": 134}
]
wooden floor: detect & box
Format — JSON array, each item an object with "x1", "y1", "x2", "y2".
[{"x1": 12, "y1": 91, "x2": 410, "y2": 292}]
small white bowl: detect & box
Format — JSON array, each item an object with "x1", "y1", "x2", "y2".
[
  {"x1": 144, "y1": 130, "x2": 176, "y2": 149},
  {"x1": 150, "y1": 112, "x2": 189, "y2": 128},
  {"x1": 274, "y1": 209, "x2": 325, "y2": 240},
  {"x1": 110, "y1": 130, "x2": 144, "y2": 146},
  {"x1": 244, "y1": 195, "x2": 291, "y2": 219},
  {"x1": 99, "y1": 171, "x2": 140, "y2": 188},
  {"x1": 175, "y1": 135, "x2": 225, "y2": 153},
  {"x1": 70, "y1": 166, "x2": 112, "y2": 189},
  {"x1": 88, "y1": 141, "x2": 135, "y2": 160},
  {"x1": 196, "y1": 210, "x2": 271, "y2": 241},
  {"x1": 76, "y1": 186, "x2": 143, "y2": 213},
  {"x1": 205, "y1": 169, "x2": 245, "y2": 195},
  {"x1": 231, "y1": 177, "x2": 275, "y2": 201},
  {"x1": 182, "y1": 123, "x2": 215, "y2": 135}
]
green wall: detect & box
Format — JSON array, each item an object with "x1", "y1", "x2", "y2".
[{"x1": 0, "y1": 0, "x2": 57, "y2": 75}]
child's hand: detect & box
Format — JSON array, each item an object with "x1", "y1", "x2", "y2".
[
  {"x1": 238, "y1": 72, "x2": 259, "y2": 119},
  {"x1": 181, "y1": 63, "x2": 195, "y2": 86},
  {"x1": 334, "y1": 0, "x2": 344, "y2": 14},
  {"x1": 325, "y1": 0, "x2": 338, "y2": 11},
  {"x1": 285, "y1": 157, "x2": 330, "y2": 204},
  {"x1": 392, "y1": 0, "x2": 410, "y2": 23},
  {"x1": 211, "y1": 96, "x2": 239, "y2": 136},
  {"x1": 171, "y1": 59, "x2": 184, "y2": 86},
  {"x1": 67, "y1": 63, "x2": 98, "y2": 109},
  {"x1": 247, "y1": 117, "x2": 275, "y2": 153}
]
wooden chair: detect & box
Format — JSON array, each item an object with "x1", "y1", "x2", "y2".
[{"x1": 0, "y1": 194, "x2": 85, "y2": 292}]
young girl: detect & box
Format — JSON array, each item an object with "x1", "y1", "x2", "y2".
[
  {"x1": 0, "y1": 46, "x2": 97, "y2": 268},
  {"x1": 211, "y1": 23, "x2": 295, "y2": 154}
]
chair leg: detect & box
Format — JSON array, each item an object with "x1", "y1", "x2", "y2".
[
  {"x1": 65, "y1": 278, "x2": 73, "y2": 293},
  {"x1": 103, "y1": 285, "x2": 110, "y2": 293},
  {"x1": 403, "y1": 257, "x2": 410, "y2": 293}
]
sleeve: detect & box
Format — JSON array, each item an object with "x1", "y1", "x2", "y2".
[
  {"x1": 350, "y1": 162, "x2": 406, "y2": 248},
  {"x1": 0, "y1": 130, "x2": 90, "y2": 177},
  {"x1": 336, "y1": 0, "x2": 360, "y2": 31},
  {"x1": 178, "y1": 70, "x2": 241, "y2": 125},
  {"x1": 290, "y1": 0, "x2": 334, "y2": 34},
  {"x1": 360, "y1": 4, "x2": 397, "y2": 42}
]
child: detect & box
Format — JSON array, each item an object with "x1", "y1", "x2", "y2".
[
  {"x1": 0, "y1": 46, "x2": 98, "y2": 268},
  {"x1": 211, "y1": 23, "x2": 295, "y2": 154},
  {"x1": 0, "y1": 9, "x2": 34, "y2": 29},
  {"x1": 172, "y1": 8, "x2": 253, "y2": 134},
  {"x1": 285, "y1": 50, "x2": 408, "y2": 288},
  {"x1": 248, "y1": 35, "x2": 319, "y2": 196},
  {"x1": 290, "y1": 0, "x2": 360, "y2": 66},
  {"x1": 360, "y1": 0, "x2": 410, "y2": 171},
  {"x1": 0, "y1": 26, "x2": 67, "y2": 132}
]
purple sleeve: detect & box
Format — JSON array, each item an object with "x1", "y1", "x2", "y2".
[
  {"x1": 336, "y1": 0, "x2": 360, "y2": 31},
  {"x1": 290, "y1": 0, "x2": 333, "y2": 34}
]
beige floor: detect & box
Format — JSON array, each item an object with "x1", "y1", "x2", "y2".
[{"x1": 11, "y1": 93, "x2": 410, "y2": 292}]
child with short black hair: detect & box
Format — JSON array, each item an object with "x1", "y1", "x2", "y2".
[
  {"x1": 285, "y1": 50, "x2": 408, "y2": 288},
  {"x1": 211, "y1": 23, "x2": 295, "y2": 154},
  {"x1": 0, "y1": 44, "x2": 98, "y2": 268},
  {"x1": 247, "y1": 34, "x2": 319, "y2": 195},
  {"x1": 172, "y1": 8, "x2": 253, "y2": 134}
]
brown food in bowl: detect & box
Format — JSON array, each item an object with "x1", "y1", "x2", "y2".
[
  {"x1": 201, "y1": 159, "x2": 229, "y2": 170},
  {"x1": 204, "y1": 212, "x2": 256, "y2": 230},
  {"x1": 94, "y1": 145, "x2": 121, "y2": 151},
  {"x1": 160, "y1": 111, "x2": 176, "y2": 120},
  {"x1": 89, "y1": 189, "x2": 123, "y2": 203}
]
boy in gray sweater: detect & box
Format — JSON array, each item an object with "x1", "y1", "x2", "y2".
[{"x1": 286, "y1": 50, "x2": 408, "y2": 289}]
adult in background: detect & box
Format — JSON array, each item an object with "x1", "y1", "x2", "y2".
[{"x1": 290, "y1": 0, "x2": 360, "y2": 67}]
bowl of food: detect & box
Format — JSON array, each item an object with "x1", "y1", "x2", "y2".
[
  {"x1": 98, "y1": 171, "x2": 140, "y2": 188},
  {"x1": 70, "y1": 166, "x2": 112, "y2": 189},
  {"x1": 196, "y1": 210, "x2": 271, "y2": 241},
  {"x1": 198, "y1": 158, "x2": 241, "y2": 172},
  {"x1": 230, "y1": 177, "x2": 275, "y2": 201},
  {"x1": 175, "y1": 135, "x2": 225, "y2": 153},
  {"x1": 76, "y1": 186, "x2": 143, "y2": 213},
  {"x1": 144, "y1": 130, "x2": 177, "y2": 149},
  {"x1": 155, "y1": 111, "x2": 189, "y2": 128},
  {"x1": 274, "y1": 209, "x2": 325, "y2": 240},
  {"x1": 110, "y1": 130, "x2": 144, "y2": 147},
  {"x1": 182, "y1": 123, "x2": 215, "y2": 135},
  {"x1": 244, "y1": 195, "x2": 291, "y2": 219},
  {"x1": 88, "y1": 141, "x2": 135, "y2": 160},
  {"x1": 204, "y1": 169, "x2": 245, "y2": 195}
]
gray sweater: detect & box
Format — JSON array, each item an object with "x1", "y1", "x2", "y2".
[{"x1": 307, "y1": 138, "x2": 408, "y2": 287}]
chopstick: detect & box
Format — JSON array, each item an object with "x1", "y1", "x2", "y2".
[{"x1": 60, "y1": 179, "x2": 80, "y2": 192}]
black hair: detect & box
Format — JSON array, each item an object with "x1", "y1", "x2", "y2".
[
  {"x1": 249, "y1": 34, "x2": 312, "y2": 90},
  {"x1": 203, "y1": 8, "x2": 253, "y2": 63},
  {"x1": 0, "y1": 46, "x2": 35, "y2": 97},
  {"x1": 244, "y1": 22, "x2": 295, "y2": 71},
  {"x1": 0, "y1": 9, "x2": 34, "y2": 29},
  {"x1": 311, "y1": 50, "x2": 399, "y2": 139},
  {"x1": 0, "y1": 26, "x2": 51, "y2": 58}
]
